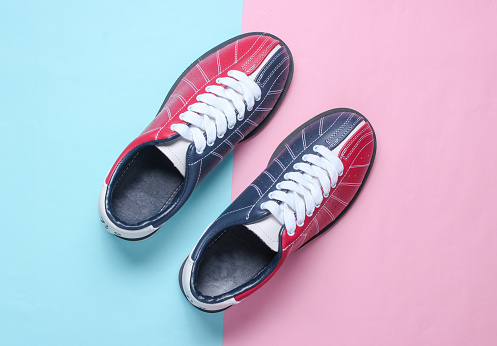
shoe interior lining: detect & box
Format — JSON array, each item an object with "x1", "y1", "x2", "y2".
[
  {"x1": 110, "y1": 146, "x2": 184, "y2": 225},
  {"x1": 196, "y1": 225, "x2": 276, "y2": 298}
]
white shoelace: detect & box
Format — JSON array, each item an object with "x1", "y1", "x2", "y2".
[
  {"x1": 171, "y1": 70, "x2": 261, "y2": 154},
  {"x1": 261, "y1": 145, "x2": 344, "y2": 236}
]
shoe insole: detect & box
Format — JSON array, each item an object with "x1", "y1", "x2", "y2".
[
  {"x1": 196, "y1": 225, "x2": 276, "y2": 297},
  {"x1": 110, "y1": 146, "x2": 183, "y2": 225}
]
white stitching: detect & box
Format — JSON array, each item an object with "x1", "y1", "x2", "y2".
[
  {"x1": 171, "y1": 94, "x2": 187, "y2": 105},
  {"x1": 211, "y1": 151, "x2": 223, "y2": 161},
  {"x1": 114, "y1": 152, "x2": 140, "y2": 189},
  {"x1": 242, "y1": 36, "x2": 269, "y2": 71},
  {"x1": 218, "y1": 205, "x2": 251, "y2": 219},
  {"x1": 255, "y1": 49, "x2": 285, "y2": 83},
  {"x1": 216, "y1": 50, "x2": 221, "y2": 74},
  {"x1": 328, "y1": 195, "x2": 348, "y2": 206},
  {"x1": 260, "y1": 56, "x2": 289, "y2": 88},
  {"x1": 196, "y1": 63, "x2": 209, "y2": 82},
  {"x1": 235, "y1": 129, "x2": 244, "y2": 140},
  {"x1": 246, "y1": 39, "x2": 276, "y2": 74},
  {"x1": 263, "y1": 170, "x2": 276, "y2": 182},
  {"x1": 246, "y1": 112, "x2": 345, "y2": 218},
  {"x1": 154, "y1": 36, "x2": 264, "y2": 140},
  {"x1": 181, "y1": 77, "x2": 199, "y2": 92},
  {"x1": 234, "y1": 40, "x2": 238, "y2": 62},
  {"x1": 274, "y1": 158, "x2": 285, "y2": 170},
  {"x1": 285, "y1": 144, "x2": 296, "y2": 159},
  {"x1": 344, "y1": 131, "x2": 373, "y2": 160},
  {"x1": 326, "y1": 117, "x2": 362, "y2": 148},
  {"x1": 194, "y1": 160, "x2": 202, "y2": 187},
  {"x1": 250, "y1": 184, "x2": 263, "y2": 197},
  {"x1": 340, "y1": 124, "x2": 368, "y2": 158},
  {"x1": 187, "y1": 62, "x2": 289, "y2": 165},
  {"x1": 339, "y1": 182, "x2": 361, "y2": 186},
  {"x1": 159, "y1": 184, "x2": 183, "y2": 212}
]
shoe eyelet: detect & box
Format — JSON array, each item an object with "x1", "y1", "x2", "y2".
[
  {"x1": 331, "y1": 184, "x2": 336, "y2": 188},
  {"x1": 228, "y1": 124, "x2": 234, "y2": 130},
  {"x1": 260, "y1": 202, "x2": 266, "y2": 210},
  {"x1": 297, "y1": 221, "x2": 304, "y2": 227},
  {"x1": 323, "y1": 192, "x2": 329, "y2": 198},
  {"x1": 247, "y1": 107, "x2": 253, "y2": 112},
  {"x1": 276, "y1": 183, "x2": 282, "y2": 190},
  {"x1": 287, "y1": 230, "x2": 295, "y2": 236},
  {"x1": 268, "y1": 192, "x2": 275, "y2": 199},
  {"x1": 255, "y1": 96, "x2": 261, "y2": 101},
  {"x1": 306, "y1": 212, "x2": 313, "y2": 217},
  {"x1": 313, "y1": 145, "x2": 319, "y2": 151},
  {"x1": 302, "y1": 155, "x2": 308, "y2": 162}
]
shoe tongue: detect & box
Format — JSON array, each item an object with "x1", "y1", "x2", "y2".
[
  {"x1": 245, "y1": 215, "x2": 283, "y2": 252},
  {"x1": 155, "y1": 138, "x2": 191, "y2": 177}
]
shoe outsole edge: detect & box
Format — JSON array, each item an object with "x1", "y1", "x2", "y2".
[{"x1": 178, "y1": 256, "x2": 229, "y2": 313}]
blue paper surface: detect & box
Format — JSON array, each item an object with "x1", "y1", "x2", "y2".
[{"x1": 0, "y1": 1, "x2": 242, "y2": 344}]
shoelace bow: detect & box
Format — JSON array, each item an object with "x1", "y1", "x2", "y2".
[
  {"x1": 261, "y1": 145, "x2": 344, "y2": 236},
  {"x1": 171, "y1": 70, "x2": 261, "y2": 154}
]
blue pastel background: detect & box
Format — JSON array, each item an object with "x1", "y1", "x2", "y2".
[{"x1": 0, "y1": 1, "x2": 242, "y2": 344}]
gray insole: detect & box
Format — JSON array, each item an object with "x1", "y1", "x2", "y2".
[
  {"x1": 196, "y1": 226, "x2": 276, "y2": 297},
  {"x1": 110, "y1": 146, "x2": 184, "y2": 225}
]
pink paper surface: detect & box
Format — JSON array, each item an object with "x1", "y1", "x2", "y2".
[{"x1": 225, "y1": 1, "x2": 497, "y2": 345}]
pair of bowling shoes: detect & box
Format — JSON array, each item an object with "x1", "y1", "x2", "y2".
[{"x1": 98, "y1": 32, "x2": 376, "y2": 312}]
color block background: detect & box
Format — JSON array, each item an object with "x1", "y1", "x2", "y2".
[
  {"x1": 0, "y1": 1, "x2": 241, "y2": 345},
  {"x1": 225, "y1": 0, "x2": 497, "y2": 345},
  {"x1": 2, "y1": 0, "x2": 497, "y2": 345}
]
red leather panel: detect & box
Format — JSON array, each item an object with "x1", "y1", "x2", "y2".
[
  {"x1": 106, "y1": 34, "x2": 279, "y2": 184},
  {"x1": 281, "y1": 123, "x2": 375, "y2": 255}
]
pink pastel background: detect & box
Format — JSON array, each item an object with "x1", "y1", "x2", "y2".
[{"x1": 225, "y1": 0, "x2": 497, "y2": 345}]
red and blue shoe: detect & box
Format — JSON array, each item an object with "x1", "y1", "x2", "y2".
[
  {"x1": 98, "y1": 33, "x2": 293, "y2": 240},
  {"x1": 179, "y1": 108, "x2": 376, "y2": 312}
]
